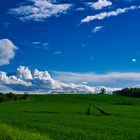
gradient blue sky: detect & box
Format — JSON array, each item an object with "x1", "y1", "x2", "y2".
[{"x1": 0, "y1": 0, "x2": 140, "y2": 92}]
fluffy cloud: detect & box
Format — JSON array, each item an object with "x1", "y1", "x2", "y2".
[
  {"x1": 0, "y1": 66, "x2": 126, "y2": 93},
  {"x1": 9, "y1": 0, "x2": 72, "y2": 22},
  {"x1": 0, "y1": 71, "x2": 32, "y2": 87},
  {"x1": 87, "y1": 0, "x2": 112, "y2": 10},
  {"x1": 0, "y1": 39, "x2": 17, "y2": 66},
  {"x1": 81, "y1": 6, "x2": 139, "y2": 23},
  {"x1": 17, "y1": 66, "x2": 33, "y2": 80},
  {"x1": 92, "y1": 26, "x2": 103, "y2": 33},
  {"x1": 0, "y1": 66, "x2": 100, "y2": 93}
]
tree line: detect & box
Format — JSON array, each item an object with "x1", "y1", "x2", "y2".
[
  {"x1": 113, "y1": 88, "x2": 140, "y2": 98},
  {"x1": 0, "y1": 92, "x2": 31, "y2": 103}
]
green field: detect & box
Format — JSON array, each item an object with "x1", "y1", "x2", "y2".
[{"x1": 0, "y1": 94, "x2": 140, "y2": 140}]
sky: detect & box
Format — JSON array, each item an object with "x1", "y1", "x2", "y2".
[{"x1": 0, "y1": 0, "x2": 140, "y2": 93}]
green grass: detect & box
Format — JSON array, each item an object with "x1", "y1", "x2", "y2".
[
  {"x1": 0, "y1": 94, "x2": 140, "y2": 140},
  {"x1": 0, "y1": 123, "x2": 50, "y2": 140}
]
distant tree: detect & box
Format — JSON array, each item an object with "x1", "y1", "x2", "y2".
[
  {"x1": 113, "y1": 88, "x2": 140, "y2": 98},
  {"x1": 22, "y1": 94, "x2": 30, "y2": 100},
  {"x1": 100, "y1": 88, "x2": 106, "y2": 94},
  {"x1": 6, "y1": 92, "x2": 15, "y2": 101},
  {"x1": 0, "y1": 95, "x2": 6, "y2": 102},
  {"x1": 0, "y1": 93, "x2": 3, "y2": 96},
  {"x1": 0, "y1": 92, "x2": 31, "y2": 103}
]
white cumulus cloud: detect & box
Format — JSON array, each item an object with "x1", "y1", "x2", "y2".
[
  {"x1": 0, "y1": 71, "x2": 32, "y2": 87},
  {"x1": 0, "y1": 39, "x2": 17, "y2": 66},
  {"x1": 87, "y1": 0, "x2": 112, "y2": 10},
  {"x1": 0, "y1": 66, "x2": 99, "y2": 93},
  {"x1": 9, "y1": 0, "x2": 72, "y2": 22},
  {"x1": 17, "y1": 66, "x2": 33, "y2": 80},
  {"x1": 0, "y1": 66, "x2": 125, "y2": 93}
]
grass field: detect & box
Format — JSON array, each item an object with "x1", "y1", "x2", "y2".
[{"x1": 0, "y1": 94, "x2": 140, "y2": 140}]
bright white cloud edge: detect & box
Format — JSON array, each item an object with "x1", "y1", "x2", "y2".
[{"x1": 0, "y1": 39, "x2": 17, "y2": 66}]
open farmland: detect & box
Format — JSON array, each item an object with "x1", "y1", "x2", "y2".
[{"x1": 0, "y1": 94, "x2": 140, "y2": 140}]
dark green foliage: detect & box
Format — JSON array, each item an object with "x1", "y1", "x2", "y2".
[
  {"x1": 22, "y1": 94, "x2": 30, "y2": 100},
  {"x1": 0, "y1": 93, "x2": 4, "y2": 95},
  {"x1": 113, "y1": 88, "x2": 140, "y2": 98},
  {"x1": 0, "y1": 92, "x2": 31, "y2": 103},
  {"x1": 6, "y1": 92, "x2": 15, "y2": 101},
  {"x1": 100, "y1": 88, "x2": 106, "y2": 94},
  {"x1": 0, "y1": 95, "x2": 6, "y2": 102},
  {"x1": 114, "y1": 102, "x2": 135, "y2": 106}
]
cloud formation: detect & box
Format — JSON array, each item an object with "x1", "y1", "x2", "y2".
[
  {"x1": 81, "y1": 6, "x2": 139, "y2": 23},
  {"x1": 0, "y1": 66, "x2": 101, "y2": 93},
  {"x1": 54, "y1": 71, "x2": 140, "y2": 87},
  {"x1": 0, "y1": 66, "x2": 122, "y2": 94},
  {"x1": 0, "y1": 39, "x2": 17, "y2": 66},
  {"x1": 87, "y1": 0, "x2": 112, "y2": 10},
  {"x1": 9, "y1": 0, "x2": 72, "y2": 22},
  {"x1": 92, "y1": 26, "x2": 103, "y2": 33}
]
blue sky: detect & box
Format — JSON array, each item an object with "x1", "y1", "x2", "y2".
[{"x1": 0, "y1": 0, "x2": 140, "y2": 93}]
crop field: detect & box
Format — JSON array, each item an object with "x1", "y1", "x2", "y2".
[{"x1": 0, "y1": 94, "x2": 140, "y2": 140}]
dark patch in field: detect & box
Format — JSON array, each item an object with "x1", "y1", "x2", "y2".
[
  {"x1": 22, "y1": 111, "x2": 61, "y2": 114},
  {"x1": 21, "y1": 111, "x2": 86, "y2": 115},
  {"x1": 94, "y1": 105, "x2": 110, "y2": 116},
  {"x1": 86, "y1": 105, "x2": 110, "y2": 116},
  {"x1": 86, "y1": 105, "x2": 92, "y2": 115},
  {"x1": 113, "y1": 102, "x2": 137, "y2": 106}
]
